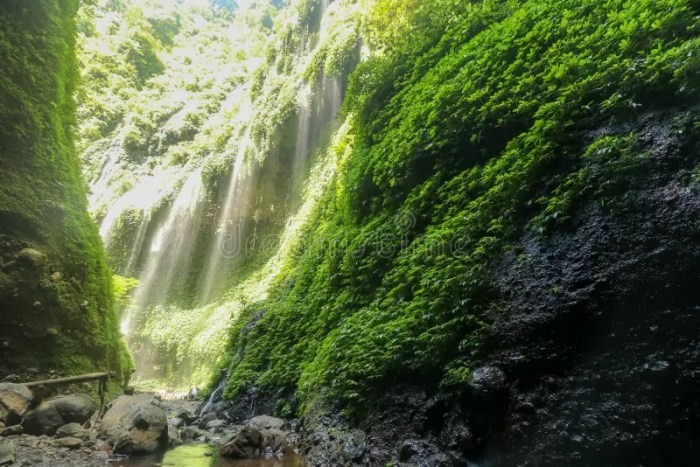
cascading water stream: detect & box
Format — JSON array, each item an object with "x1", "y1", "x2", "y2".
[
  {"x1": 200, "y1": 127, "x2": 253, "y2": 304},
  {"x1": 87, "y1": 0, "x2": 355, "y2": 390},
  {"x1": 122, "y1": 169, "x2": 206, "y2": 339}
]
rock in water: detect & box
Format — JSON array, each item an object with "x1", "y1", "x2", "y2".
[
  {"x1": 100, "y1": 394, "x2": 168, "y2": 454},
  {"x1": 220, "y1": 426, "x2": 263, "y2": 459},
  {"x1": 0, "y1": 383, "x2": 33, "y2": 425},
  {"x1": 0, "y1": 442, "x2": 16, "y2": 466},
  {"x1": 56, "y1": 423, "x2": 90, "y2": 441},
  {"x1": 51, "y1": 395, "x2": 97, "y2": 424}
]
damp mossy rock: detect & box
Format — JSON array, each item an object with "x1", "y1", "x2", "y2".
[{"x1": 0, "y1": 0, "x2": 131, "y2": 382}]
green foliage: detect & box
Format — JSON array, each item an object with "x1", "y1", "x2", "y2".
[
  {"x1": 223, "y1": 0, "x2": 700, "y2": 415},
  {"x1": 112, "y1": 275, "x2": 139, "y2": 311}
]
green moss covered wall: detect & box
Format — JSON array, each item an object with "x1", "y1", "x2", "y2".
[
  {"x1": 0, "y1": 0, "x2": 131, "y2": 383},
  {"x1": 223, "y1": 0, "x2": 700, "y2": 415}
]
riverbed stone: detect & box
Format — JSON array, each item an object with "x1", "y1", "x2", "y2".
[
  {"x1": 261, "y1": 428, "x2": 287, "y2": 452},
  {"x1": 220, "y1": 425, "x2": 263, "y2": 459},
  {"x1": 0, "y1": 383, "x2": 33, "y2": 425},
  {"x1": 56, "y1": 437, "x2": 83, "y2": 450},
  {"x1": 197, "y1": 412, "x2": 216, "y2": 429},
  {"x1": 167, "y1": 425, "x2": 182, "y2": 448},
  {"x1": 56, "y1": 423, "x2": 90, "y2": 441},
  {"x1": 22, "y1": 402, "x2": 64, "y2": 436},
  {"x1": 168, "y1": 417, "x2": 184, "y2": 428},
  {"x1": 51, "y1": 395, "x2": 97, "y2": 424},
  {"x1": 22, "y1": 394, "x2": 97, "y2": 436},
  {"x1": 100, "y1": 394, "x2": 167, "y2": 455},
  {"x1": 206, "y1": 419, "x2": 226, "y2": 431}
]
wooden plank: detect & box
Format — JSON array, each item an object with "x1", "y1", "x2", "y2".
[{"x1": 22, "y1": 372, "x2": 111, "y2": 388}]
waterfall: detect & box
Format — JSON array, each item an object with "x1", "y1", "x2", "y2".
[
  {"x1": 84, "y1": 0, "x2": 356, "y2": 390},
  {"x1": 200, "y1": 128, "x2": 253, "y2": 304},
  {"x1": 122, "y1": 169, "x2": 205, "y2": 338}
]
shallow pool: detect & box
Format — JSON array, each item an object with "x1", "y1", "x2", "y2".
[{"x1": 110, "y1": 444, "x2": 305, "y2": 467}]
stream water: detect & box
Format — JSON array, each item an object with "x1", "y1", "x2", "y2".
[{"x1": 110, "y1": 444, "x2": 305, "y2": 467}]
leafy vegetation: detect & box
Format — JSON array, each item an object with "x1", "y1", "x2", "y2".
[{"x1": 222, "y1": 0, "x2": 700, "y2": 414}]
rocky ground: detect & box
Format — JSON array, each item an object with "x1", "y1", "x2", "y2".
[{"x1": 0, "y1": 381, "x2": 301, "y2": 467}]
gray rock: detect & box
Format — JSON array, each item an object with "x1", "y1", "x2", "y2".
[
  {"x1": 167, "y1": 425, "x2": 182, "y2": 448},
  {"x1": 100, "y1": 394, "x2": 167, "y2": 455},
  {"x1": 249, "y1": 415, "x2": 289, "y2": 431},
  {"x1": 261, "y1": 428, "x2": 287, "y2": 452},
  {"x1": 343, "y1": 436, "x2": 367, "y2": 462},
  {"x1": 197, "y1": 412, "x2": 216, "y2": 429},
  {"x1": 22, "y1": 402, "x2": 64, "y2": 436},
  {"x1": 0, "y1": 383, "x2": 33, "y2": 425},
  {"x1": 177, "y1": 410, "x2": 196, "y2": 424},
  {"x1": 468, "y1": 366, "x2": 507, "y2": 401},
  {"x1": 51, "y1": 395, "x2": 97, "y2": 424},
  {"x1": 220, "y1": 426, "x2": 263, "y2": 459},
  {"x1": 55, "y1": 423, "x2": 89, "y2": 441},
  {"x1": 206, "y1": 419, "x2": 226, "y2": 431},
  {"x1": 0, "y1": 425, "x2": 22, "y2": 436},
  {"x1": 22, "y1": 394, "x2": 97, "y2": 436},
  {"x1": 180, "y1": 425, "x2": 205, "y2": 441},
  {"x1": 168, "y1": 417, "x2": 184, "y2": 428},
  {"x1": 56, "y1": 437, "x2": 82, "y2": 450},
  {"x1": 0, "y1": 442, "x2": 16, "y2": 465}
]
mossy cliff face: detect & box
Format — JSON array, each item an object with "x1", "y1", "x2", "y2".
[
  {"x1": 0, "y1": 0, "x2": 131, "y2": 383},
  {"x1": 214, "y1": 0, "x2": 700, "y2": 463}
]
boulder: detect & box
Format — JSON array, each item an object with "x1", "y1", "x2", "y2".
[
  {"x1": 249, "y1": 415, "x2": 289, "y2": 431},
  {"x1": 56, "y1": 423, "x2": 90, "y2": 441},
  {"x1": 0, "y1": 383, "x2": 33, "y2": 425},
  {"x1": 220, "y1": 426, "x2": 263, "y2": 459},
  {"x1": 22, "y1": 394, "x2": 97, "y2": 436},
  {"x1": 0, "y1": 442, "x2": 16, "y2": 466},
  {"x1": 100, "y1": 394, "x2": 167, "y2": 455},
  {"x1": 22, "y1": 402, "x2": 64, "y2": 435},
  {"x1": 51, "y1": 395, "x2": 96, "y2": 424},
  {"x1": 56, "y1": 437, "x2": 83, "y2": 450}
]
